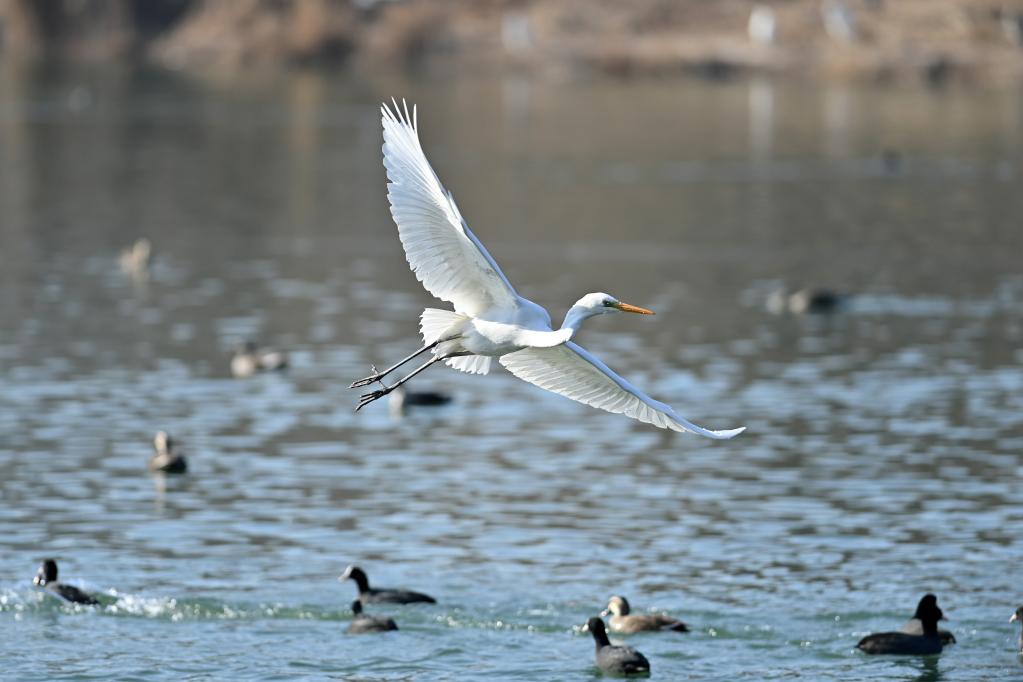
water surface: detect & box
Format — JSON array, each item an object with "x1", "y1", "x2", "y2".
[{"x1": 1, "y1": 65, "x2": 1022, "y2": 679}]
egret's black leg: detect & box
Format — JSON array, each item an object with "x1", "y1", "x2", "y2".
[
  {"x1": 349, "y1": 339, "x2": 442, "y2": 388},
  {"x1": 355, "y1": 353, "x2": 459, "y2": 411}
]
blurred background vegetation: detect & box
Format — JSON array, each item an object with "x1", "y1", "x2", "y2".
[{"x1": 2, "y1": 0, "x2": 1023, "y2": 84}]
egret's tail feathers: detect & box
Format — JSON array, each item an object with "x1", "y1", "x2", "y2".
[
  {"x1": 446, "y1": 355, "x2": 492, "y2": 375},
  {"x1": 420, "y1": 308, "x2": 466, "y2": 345}
]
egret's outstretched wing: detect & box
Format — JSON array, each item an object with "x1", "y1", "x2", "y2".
[
  {"x1": 382, "y1": 101, "x2": 518, "y2": 317},
  {"x1": 499, "y1": 342, "x2": 745, "y2": 439}
]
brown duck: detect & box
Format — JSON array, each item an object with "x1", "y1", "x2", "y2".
[{"x1": 601, "y1": 595, "x2": 689, "y2": 633}]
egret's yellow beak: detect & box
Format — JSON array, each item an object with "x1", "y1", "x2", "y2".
[{"x1": 614, "y1": 302, "x2": 655, "y2": 315}]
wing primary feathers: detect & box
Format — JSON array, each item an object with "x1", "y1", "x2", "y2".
[
  {"x1": 499, "y1": 344, "x2": 745, "y2": 439},
  {"x1": 378, "y1": 100, "x2": 520, "y2": 316}
]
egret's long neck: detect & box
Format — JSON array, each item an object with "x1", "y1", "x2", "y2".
[{"x1": 559, "y1": 304, "x2": 600, "y2": 336}]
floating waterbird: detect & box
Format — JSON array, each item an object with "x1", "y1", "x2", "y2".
[
  {"x1": 601, "y1": 595, "x2": 689, "y2": 633},
  {"x1": 585, "y1": 616, "x2": 651, "y2": 675},
  {"x1": 389, "y1": 385, "x2": 453, "y2": 417},
  {"x1": 149, "y1": 430, "x2": 187, "y2": 474},
  {"x1": 119, "y1": 238, "x2": 151, "y2": 277},
  {"x1": 231, "y1": 341, "x2": 288, "y2": 378},
  {"x1": 1010, "y1": 605, "x2": 1023, "y2": 654},
  {"x1": 857, "y1": 594, "x2": 946, "y2": 655},
  {"x1": 350, "y1": 101, "x2": 744, "y2": 440},
  {"x1": 33, "y1": 559, "x2": 100, "y2": 605},
  {"x1": 766, "y1": 287, "x2": 848, "y2": 315},
  {"x1": 901, "y1": 608, "x2": 956, "y2": 645},
  {"x1": 338, "y1": 565, "x2": 436, "y2": 604},
  {"x1": 347, "y1": 600, "x2": 399, "y2": 634}
]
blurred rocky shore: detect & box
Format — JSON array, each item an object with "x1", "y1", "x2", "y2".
[{"x1": 2, "y1": 0, "x2": 1023, "y2": 84}]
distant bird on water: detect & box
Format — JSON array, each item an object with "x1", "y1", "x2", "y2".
[
  {"x1": 119, "y1": 238, "x2": 152, "y2": 278},
  {"x1": 149, "y1": 430, "x2": 187, "y2": 474},
  {"x1": 349, "y1": 101, "x2": 744, "y2": 440},
  {"x1": 1011, "y1": 605, "x2": 1023, "y2": 653},
  {"x1": 338, "y1": 565, "x2": 436, "y2": 604},
  {"x1": 33, "y1": 559, "x2": 100, "y2": 605},
  {"x1": 346, "y1": 600, "x2": 399, "y2": 634},
  {"x1": 389, "y1": 385, "x2": 453, "y2": 417},
  {"x1": 231, "y1": 341, "x2": 289, "y2": 378},
  {"x1": 601, "y1": 595, "x2": 689, "y2": 633},
  {"x1": 767, "y1": 287, "x2": 848, "y2": 315},
  {"x1": 585, "y1": 616, "x2": 651, "y2": 675},
  {"x1": 857, "y1": 594, "x2": 947, "y2": 655}
]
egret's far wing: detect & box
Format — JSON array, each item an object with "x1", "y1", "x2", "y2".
[
  {"x1": 499, "y1": 342, "x2": 745, "y2": 439},
  {"x1": 382, "y1": 101, "x2": 518, "y2": 317}
]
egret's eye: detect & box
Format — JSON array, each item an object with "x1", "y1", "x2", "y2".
[{"x1": 603, "y1": 299, "x2": 615, "y2": 307}]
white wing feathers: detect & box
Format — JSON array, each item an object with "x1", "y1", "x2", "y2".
[
  {"x1": 499, "y1": 342, "x2": 745, "y2": 439},
  {"x1": 382, "y1": 100, "x2": 518, "y2": 317}
]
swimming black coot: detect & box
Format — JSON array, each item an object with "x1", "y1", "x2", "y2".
[
  {"x1": 338, "y1": 565, "x2": 435, "y2": 604},
  {"x1": 33, "y1": 559, "x2": 100, "y2": 605},
  {"x1": 857, "y1": 594, "x2": 946, "y2": 655},
  {"x1": 346, "y1": 600, "x2": 398, "y2": 634},
  {"x1": 586, "y1": 616, "x2": 651, "y2": 675}
]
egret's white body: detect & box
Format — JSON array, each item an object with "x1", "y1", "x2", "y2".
[{"x1": 351, "y1": 101, "x2": 745, "y2": 440}]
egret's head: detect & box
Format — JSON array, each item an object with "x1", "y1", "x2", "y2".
[{"x1": 577, "y1": 292, "x2": 654, "y2": 316}]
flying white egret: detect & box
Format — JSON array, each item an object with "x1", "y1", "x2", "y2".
[{"x1": 350, "y1": 101, "x2": 745, "y2": 440}]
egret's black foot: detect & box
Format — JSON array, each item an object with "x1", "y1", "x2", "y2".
[
  {"x1": 350, "y1": 365, "x2": 383, "y2": 389},
  {"x1": 355, "y1": 387, "x2": 392, "y2": 412}
]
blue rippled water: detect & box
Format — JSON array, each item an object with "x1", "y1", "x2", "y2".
[{"x1": 1, "y1": 65, "x2": 1022, "y2": 679}]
